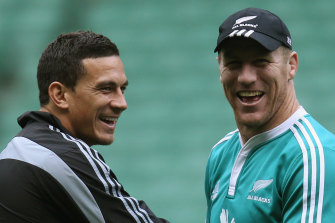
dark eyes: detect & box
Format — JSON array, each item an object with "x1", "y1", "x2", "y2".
[
  {"x1": 100, "y1": 86, "x2": 127, "y2": 94},
  {"x1": 254, "y1": 59, "x2": 270, "y2": 66},
  {"x1": 120, "y1": 86, "x2": 127, "y2": 93},
  {"x1": 225, "y1": 59, "x2": 269, "y2": 68},
  {"x1": 100, "y1": 87, "x2": 112, "y2": 91},
  {"x1": 225, "y1": 61, "x2": 239, "y2": 66},
  {"x1": 224, "y1": 61, "x2": 241, "y2": 69}
]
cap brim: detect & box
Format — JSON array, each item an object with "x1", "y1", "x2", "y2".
[{"x1": 214, "y1": 31, "x2": 282, "y2": 52}]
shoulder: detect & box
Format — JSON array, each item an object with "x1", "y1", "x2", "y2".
[
  {"x1": 288, "y1": 114, "x2": 335, "y2": 162},
  {"x1": 0, "y1": 136, "x2": 101, "y2": 223},
  {"x1": 279, "y1": 115, "x2": 335, "y2": 221},
  {"x1": 0, "y1": 136, "x2": 98, "y2": 203},
  {"x1": 1, "y1": 136, "x2": 78, "y2": 179},
  {"x1": 212, "y1": 129, "x2": 239, "y2": 149},
  {"x1": 209, "y1": 129, "x2": 239, "y2": 157},
  {"x1": 0, "y1": 136, "x2": 78, "y2": 203},
  {"x1": 280, "y1": 113, "x2": 335, "y2": 188},
  {"x1": 206, "y1": 129, "x2": 240, "y2": 173}
]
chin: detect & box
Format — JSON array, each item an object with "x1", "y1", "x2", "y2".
[
  {"x1": 87, "y1": 136, "x2": 114, "y2": 146},
  {"x1": 98, "y1": 138, "x2": 114, "y2": 145},
  {"x1": 238, "y1": 114, "x2": 266, "y2": 128}
]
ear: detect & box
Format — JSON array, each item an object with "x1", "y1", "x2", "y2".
[
  {"x1": 216, "y1": 51, "x2": 223, "y2": 65},
  {"x1": 48, "y1": 82, "x2": 70, "y2": 109},
  {"x1": 217, "y1": 55, "x2": 223, "y2": 83},
  {"x1": 288, "y1": 51, "x2": 299, "y2": 80}
]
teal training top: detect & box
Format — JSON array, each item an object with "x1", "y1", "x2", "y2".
[{"x1": 205, "y1": 107, "x2": 335, "y2": 223}]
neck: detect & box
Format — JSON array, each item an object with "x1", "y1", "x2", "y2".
[
  {"x1": 239, "y1": 95, "x2": 300, "y2": 144},
  {"x1": 40, "y1": 104, "x2": 73, "y2": 135}
]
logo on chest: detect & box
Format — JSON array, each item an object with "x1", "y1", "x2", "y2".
[{"x1": 247, "y1": 179, "x2": 273, "y2": 204}]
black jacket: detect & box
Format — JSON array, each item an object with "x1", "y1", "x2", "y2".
[{"x1": 0, "y1": 111, "x2": 169, "y2": 223}]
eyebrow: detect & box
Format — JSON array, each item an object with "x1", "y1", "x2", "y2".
[{"x1": 96, "y1": 80, "x2": 129, "y2": 88}]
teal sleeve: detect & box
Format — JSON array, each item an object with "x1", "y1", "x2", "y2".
[
  {"x1": 282, "y1": 147, "x2": 335, "y2": 223},
  {"x1": 318, "y1": 147, "x2": 335, "y2": 223},
  {"x1": 205, "y1": 154, "x2": 213, "y2": 223},
  {"x1": 281, "y1": 154, "x2": 304, "y2": 223}
]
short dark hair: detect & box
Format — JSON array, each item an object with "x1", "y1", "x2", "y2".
[{"x1": 37, "y1": 31, "x2": 120, "y2": 106}]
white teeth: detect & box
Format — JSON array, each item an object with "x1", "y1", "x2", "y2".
[
  {"x1": 101, "y1": 117, "x2": 117, "y2": 122},
  {"x1": 238, "y1": 91, "x2": 263, "y2": 97}
]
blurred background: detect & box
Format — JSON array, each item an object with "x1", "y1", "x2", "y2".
[{"x1": 1, "y1": 0, "x2": 335, "y2": 222}]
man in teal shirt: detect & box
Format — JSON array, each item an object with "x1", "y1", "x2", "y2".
[{"x1": 205, "y1": 8, "x2": 335, "y2": 223}]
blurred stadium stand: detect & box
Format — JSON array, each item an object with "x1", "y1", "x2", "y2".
[{"x1": 1, "y1": 0, "x2": 335, "y2": 222}]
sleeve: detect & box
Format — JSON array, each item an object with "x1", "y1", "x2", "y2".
[
  {"x1": 281, "y1": 154, "x2": 305, "y2": 223},
  {"x1": 204, "y1": 153, "x2": 213, "y2": 223},
  {"x1": 137, "y1": 200, "x2": 171, "y2": 223},
  {"x1": 282, "y1": 147, "x2": 335, "y2": 223},
  {"x1": 316, "y1": 147, "x2": 335, "y2": 223},
  {"x1": 94, "y1": 175, "x2": 171, "y2": 223},
  {"x1": 88, "y1": 152, "x2": 171, "y2": 223}
]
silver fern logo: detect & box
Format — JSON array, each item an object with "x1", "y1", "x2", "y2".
[
  {"x1": 247, "y1": 179, "x2": 273, "y2": 204},
  {"x1": 235, "y1": 16, "x2": 257, "y2": 25},
  {"x1": 250, "y1": 179, "x2": 273, "y2": 193},
  {"x1": 232, "y1": 16, "x2": 258, "y2": 29}
]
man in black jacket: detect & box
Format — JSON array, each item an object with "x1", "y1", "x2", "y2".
[{"x1": 0, "y1": 31, "x2": 169, "y2": 223}]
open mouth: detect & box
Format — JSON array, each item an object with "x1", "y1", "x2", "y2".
[
  {"x1": 237, "y1": 91, "x2": 264, "y2": 103},
  {"x1": 100, "y1": 116, "x2": 117, "y2": 126}
]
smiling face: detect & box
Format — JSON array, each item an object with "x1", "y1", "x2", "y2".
[
  {"x1": 218, "y1": 38, "x2": 299, "y2": 142},
  {"x1": 64, "y1": 56, "x2": 128, "y2": 146}
]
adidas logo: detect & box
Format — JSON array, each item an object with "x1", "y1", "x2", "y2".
[
  {"x1": 229, "y1": 15, "x2": 258, "y2": 38},
  {"x1": 228, "y1": 29, "x2": 254, "y2": 38}
]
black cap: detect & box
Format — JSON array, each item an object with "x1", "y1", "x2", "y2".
[{"x1": 214, "y1": 8, "x2": 292, "y2": 52}]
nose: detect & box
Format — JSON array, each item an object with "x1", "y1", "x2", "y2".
[
  {"x1": 110, "y1": 90, "x2": 128, "y2": 112},
  {"x1": 237, "y1": 63, "x2": 257, "y2": 86}
]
